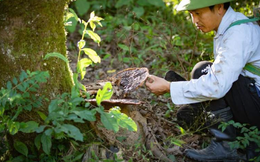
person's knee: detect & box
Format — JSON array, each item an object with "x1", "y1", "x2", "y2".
[
  {"x1": 176, "y1": 104, "x2": 203, "y2": 129},
  {"x1": 191, "y1": 61, "x2": 212, "y2": 79}
]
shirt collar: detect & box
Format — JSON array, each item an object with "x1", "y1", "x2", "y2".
[{"x1": 214, "y1": 7, "x2": 236, "y2": 38}]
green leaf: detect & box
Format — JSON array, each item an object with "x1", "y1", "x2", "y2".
[
  {"x1": 17, "y1": 84, "x2": 25, "y2": 92},
  {"x1": 96, "y1": 82, "x2": 113, "y2": 106},
  {"x1": 115, "y1": 0, "x2": 131, "y2": 8},
  {"x1": 82, "y1": 48, "x2": 101, "y2": 63},
  {"x1": 65, "y1": 16, "x2": 78, "y2": 33},
  {"x1": 19, "y1": 71, "x2": 27, "y2": 82},
  {"x1": 90, "y1": 14, "x2": 103, "y2": 22},
  {"x1": 171, "y1": 138, "x2": 185, "y2": 147},
  {"x1": 67, "y1": 114, "x2": 84, "y2": 123},
  {"x1": 123, "y1": 57, "x2": 131, "y2": 63},
  {"x1": 100, "y1": 111, "x2": 119, "y2": 133},
  {"x1": 70, "y1": 97, "x2": 85, "y2": 105},
  {"x1": 35, "y1": 125, "x2": 46, "y2": 133},
  {"x1": 45, "y1": 128, "x2": 53, "y2": 136},
  {"x1": 41, "y1": 133, "x2": 52, "y2": 155},
  {"x1": 22, "y1": 81, "x2": 29, "y2": 91},
  {"x1": 73, "y1": 153, "x2": 84, "y2": 161},
  {"x1": 79, "y1": 82, "x2": 87, "y2": 91},
  {"x1": 71, "y1": 74, "x2": 80, "y2": 97},
  {"x1": 110, "y1": 107, "x2": 137, "y2": 132},
  {"x1": 23, "y1": 105, "x2": 32, "y2": 111},
  {"x1": 62, "y1": 124, "x2": 83, "y2": 141},
  {"x1": 11, "y1": 155, "x2": 25, "y2": 162},
  {"x1": 12, "y1": 77, "x2": 18, "y2": 85},
  {"x1": 179, "y1": 126, "x2": 186, "y2": 134},
  {"x1": 77, "y1": 58, "x2": 92, "y2": 80},
  {"x1": 7, "y1": 81, "x2": 12, "y2": 90},
  {"x1": 0, "y1": 107, "x2": 5, "y2": 117},
  {"x1": 75, "y1": 0, "x2": 90, "y2": 16},
  {"x1": 34, "y1": 134, "x2": 42, "y2": 150},
  {"x1": 14, "y1": 141, "x2": 28, "y2": 157},
  {"x1": 90, "y1": 21, "x2": 96, "y2": 31},
  {"x1": 89, "y1": 11, "x2": 95, "y2": 19},
  {"x1": 133, "y1": 7, "x2": 144, "y2": 18},
  {"x1": 48, "y1": 99, "x2": 59, "y2": 113},
  {"x1": 137, "y1": 0, "x2": 151, "y2": 6},
  {"x1": 7, "y1": 120, "x2": 20, "y2": 135},
  {"x1": 19, "y1": 121, "x2": 39, "y2": 133},
  {"x1": 44, "y1": 52, "x2": 69, "y2": 63},
  {"x1": 148, "y1": 0, "x2": 164, "y2": 7},
  {"x1": 86, "y1": 30, "x2": 101, "y2": 44},
  {"x1": 65, "y1": 8, "x2": 79, "y2": 22},
  {"x1": 118, "y1": 44, "x2": 129, "y2": 51},
  {"x1": 72, "y1": 108, "x2": 96, "y2": 121},
  {"x1": 77, "y1": 40, "x2": 86, "y2": 49},
  {"x1": 36, "y1": 111, "x2": 47, "y2": 121}
]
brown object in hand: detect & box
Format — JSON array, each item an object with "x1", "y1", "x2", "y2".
[{"x1": 113, "y1": 67, "x2": 149, "y2": 93}]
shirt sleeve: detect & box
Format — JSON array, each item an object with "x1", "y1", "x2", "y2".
[{"x1": 170, "y1": 25, "x2": 256, "y2": 105}]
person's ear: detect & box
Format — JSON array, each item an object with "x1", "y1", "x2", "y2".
[{"x1": 215, "y1": 4, "x2": 225, "y2": 16}]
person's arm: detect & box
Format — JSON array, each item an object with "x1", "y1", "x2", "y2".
[
  {"x1": 147, "y1": 25, "x2": 257, "y2": 105},
  {"x1": 170, "y1": 26, "x2": 256, "y2": 105}
]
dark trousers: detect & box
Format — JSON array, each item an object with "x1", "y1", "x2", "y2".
[{"x1": 176, "y1": 61, "x2": 260, "y2": 130}]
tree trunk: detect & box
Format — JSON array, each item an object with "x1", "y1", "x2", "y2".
[
  {"x1": 0, "y1": 0, "x2": 74, "y2": 157},
  {"x1": 0, "y1": 0, "x2": 73, "y2": 94}
]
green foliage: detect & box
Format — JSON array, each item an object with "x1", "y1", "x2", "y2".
[
  {"x1": 96, "y1": 106, "x2": 137, "y2": 133},
  {"x1": 14, "y1": 141, "x2": 28, "y2": 157},
  {"x1": 65, "y1": 11, "x2": 103, "y2": 80},
  {"x1": 95, "y1": 83, "x2": 137, "y2": 133},
  {"x1": 1, "y1": 70, "x2": 137, "y2": 160},
  {"x1": 96, "y1": 82, "x2": 113, "y2": 106},
  {"x1": 0, "y1": 10, "x2": 138, "y2": 161},
  {"x1": 219, "y1": 120, "x2": 260, "y2": 161},
  {"x1": 0, "y1": 70, "x2": 49, "y2": 135}
]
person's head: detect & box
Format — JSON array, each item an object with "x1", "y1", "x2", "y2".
[{"x1": 176, "y1": 0, "x2": 233, "y2": 33}]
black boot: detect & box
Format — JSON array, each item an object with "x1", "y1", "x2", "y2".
[
  {"x1": 246, "y1": 141, "x2": 260, "y2": 162},
  {"x1": 184, "y1": 107, "x2": 240, "y2": 162}
]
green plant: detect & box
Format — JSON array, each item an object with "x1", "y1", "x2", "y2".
[
  {"x1": 133, "y1": 143, "x2": 153, "y2": 161},
  {"x1": 0, "y1": 10, "x2": 138, "y2": 161},
  {"x1": 40, "y1": 10, "x2": 137, "y2": 158},
  {"x1": 0, "y1": 70, "x2": 50, "y2": 160},
  {"x1": 46, "y1": 10, "x2": 138, "y2": 134},
  {"x1": 219, "y1": 120, "x2": 260, "y2": 162},
  {"x1": 0, "y1": 70, "x2": 49, "y2": 137}
]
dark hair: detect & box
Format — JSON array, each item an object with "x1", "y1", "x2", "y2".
[{"x1": 209, "y1": 2, "x2": 230, "y2": 11}]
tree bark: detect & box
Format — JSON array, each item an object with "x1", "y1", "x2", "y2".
[
  {"x1": 0, "y1": 0, "x2": 74, "y2": 157},
  {"x1": 0, "y1": 0, "x2": 73, "y2": 94}
]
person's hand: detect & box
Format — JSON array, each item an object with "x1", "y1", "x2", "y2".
[{"x1": 145, "y1": 75, "x2": 170, "y2": 96}]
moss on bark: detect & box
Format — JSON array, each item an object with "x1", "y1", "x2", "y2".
[{"x1": 0, "y1": 0, "x2": 73, "y2": 95}]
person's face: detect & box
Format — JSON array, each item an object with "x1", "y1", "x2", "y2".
[{"x1": 189, "y1": 4, "x2": 225, "y2": 33}]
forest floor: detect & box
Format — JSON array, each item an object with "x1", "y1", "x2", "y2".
[{"x1": 66, "y1": 34, "x2": 214, "y2": 162}]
